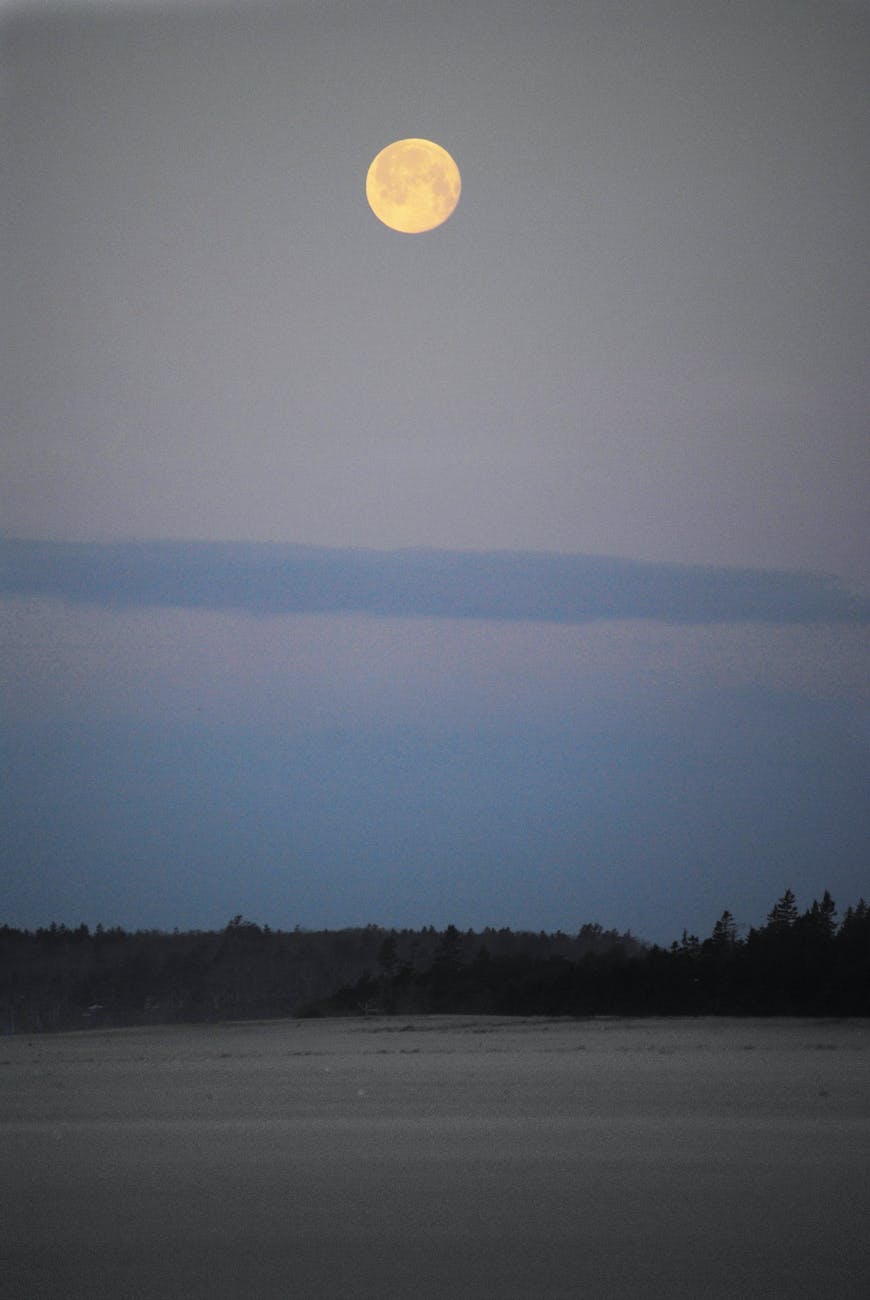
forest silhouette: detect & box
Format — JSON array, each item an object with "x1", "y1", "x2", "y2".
[{"x1": 2, "y1": 890, "x2": 868, "y2": 1033}]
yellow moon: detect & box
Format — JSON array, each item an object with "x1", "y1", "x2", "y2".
[{"x1": 366, "y1": 138, "x2": 461, "y2": 233}]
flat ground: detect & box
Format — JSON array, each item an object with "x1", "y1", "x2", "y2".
[{"x1": 2, "y1": 1016, "x2": 868, "y2": 1298}]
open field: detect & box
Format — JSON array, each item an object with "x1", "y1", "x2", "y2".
[{"x1": 2, "y1": 1016, "x2": 869, "y2": 1298}]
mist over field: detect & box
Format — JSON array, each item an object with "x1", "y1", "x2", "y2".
[{"x1": 3, "y1": 1016, "x2": 869, "y2": 1298}]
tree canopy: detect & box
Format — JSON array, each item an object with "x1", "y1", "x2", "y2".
[{"x1": 1, "y1": 890, "x2": 867, "y2": 1033}]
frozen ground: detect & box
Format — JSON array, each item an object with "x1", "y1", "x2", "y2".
[{"x1": 2, "y1": 1016, "x2": 869, "y2": 1298}]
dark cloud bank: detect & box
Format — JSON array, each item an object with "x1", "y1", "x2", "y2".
[{"x1": 1, "y1": 538, "x2": 866, "y2": 625}]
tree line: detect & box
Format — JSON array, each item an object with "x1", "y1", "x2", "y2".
[
  {"x1": 1, "y1": 890, "x2": 867, "y2": 1032},
  {"x1": 0, "y1": 916, "x2": 639, "y2": 1033},
  {"x1": 314, "y1": 891, "x2": 869, "y2": 1019}
]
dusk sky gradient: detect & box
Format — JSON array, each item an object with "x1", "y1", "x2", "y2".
[{"x1": 2, "y1": 0, "x2": 868, "y2": 943}]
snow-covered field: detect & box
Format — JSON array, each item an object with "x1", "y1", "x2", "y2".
[{"x1": 3, "y1": 1016, "x2": 868, "y2": 1298}]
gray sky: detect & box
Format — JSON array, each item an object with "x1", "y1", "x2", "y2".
[{"x1": 2, "y1": 0, "x2": 868, "y2": 942}]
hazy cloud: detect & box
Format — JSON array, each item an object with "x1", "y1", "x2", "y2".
[{"x1": 2, "y1": 538, "x2": 866, "y2": 625}]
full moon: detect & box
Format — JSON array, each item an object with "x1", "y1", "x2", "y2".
[{"x1": 366, "y1": 138, "x2": 461, "y2": 233}]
